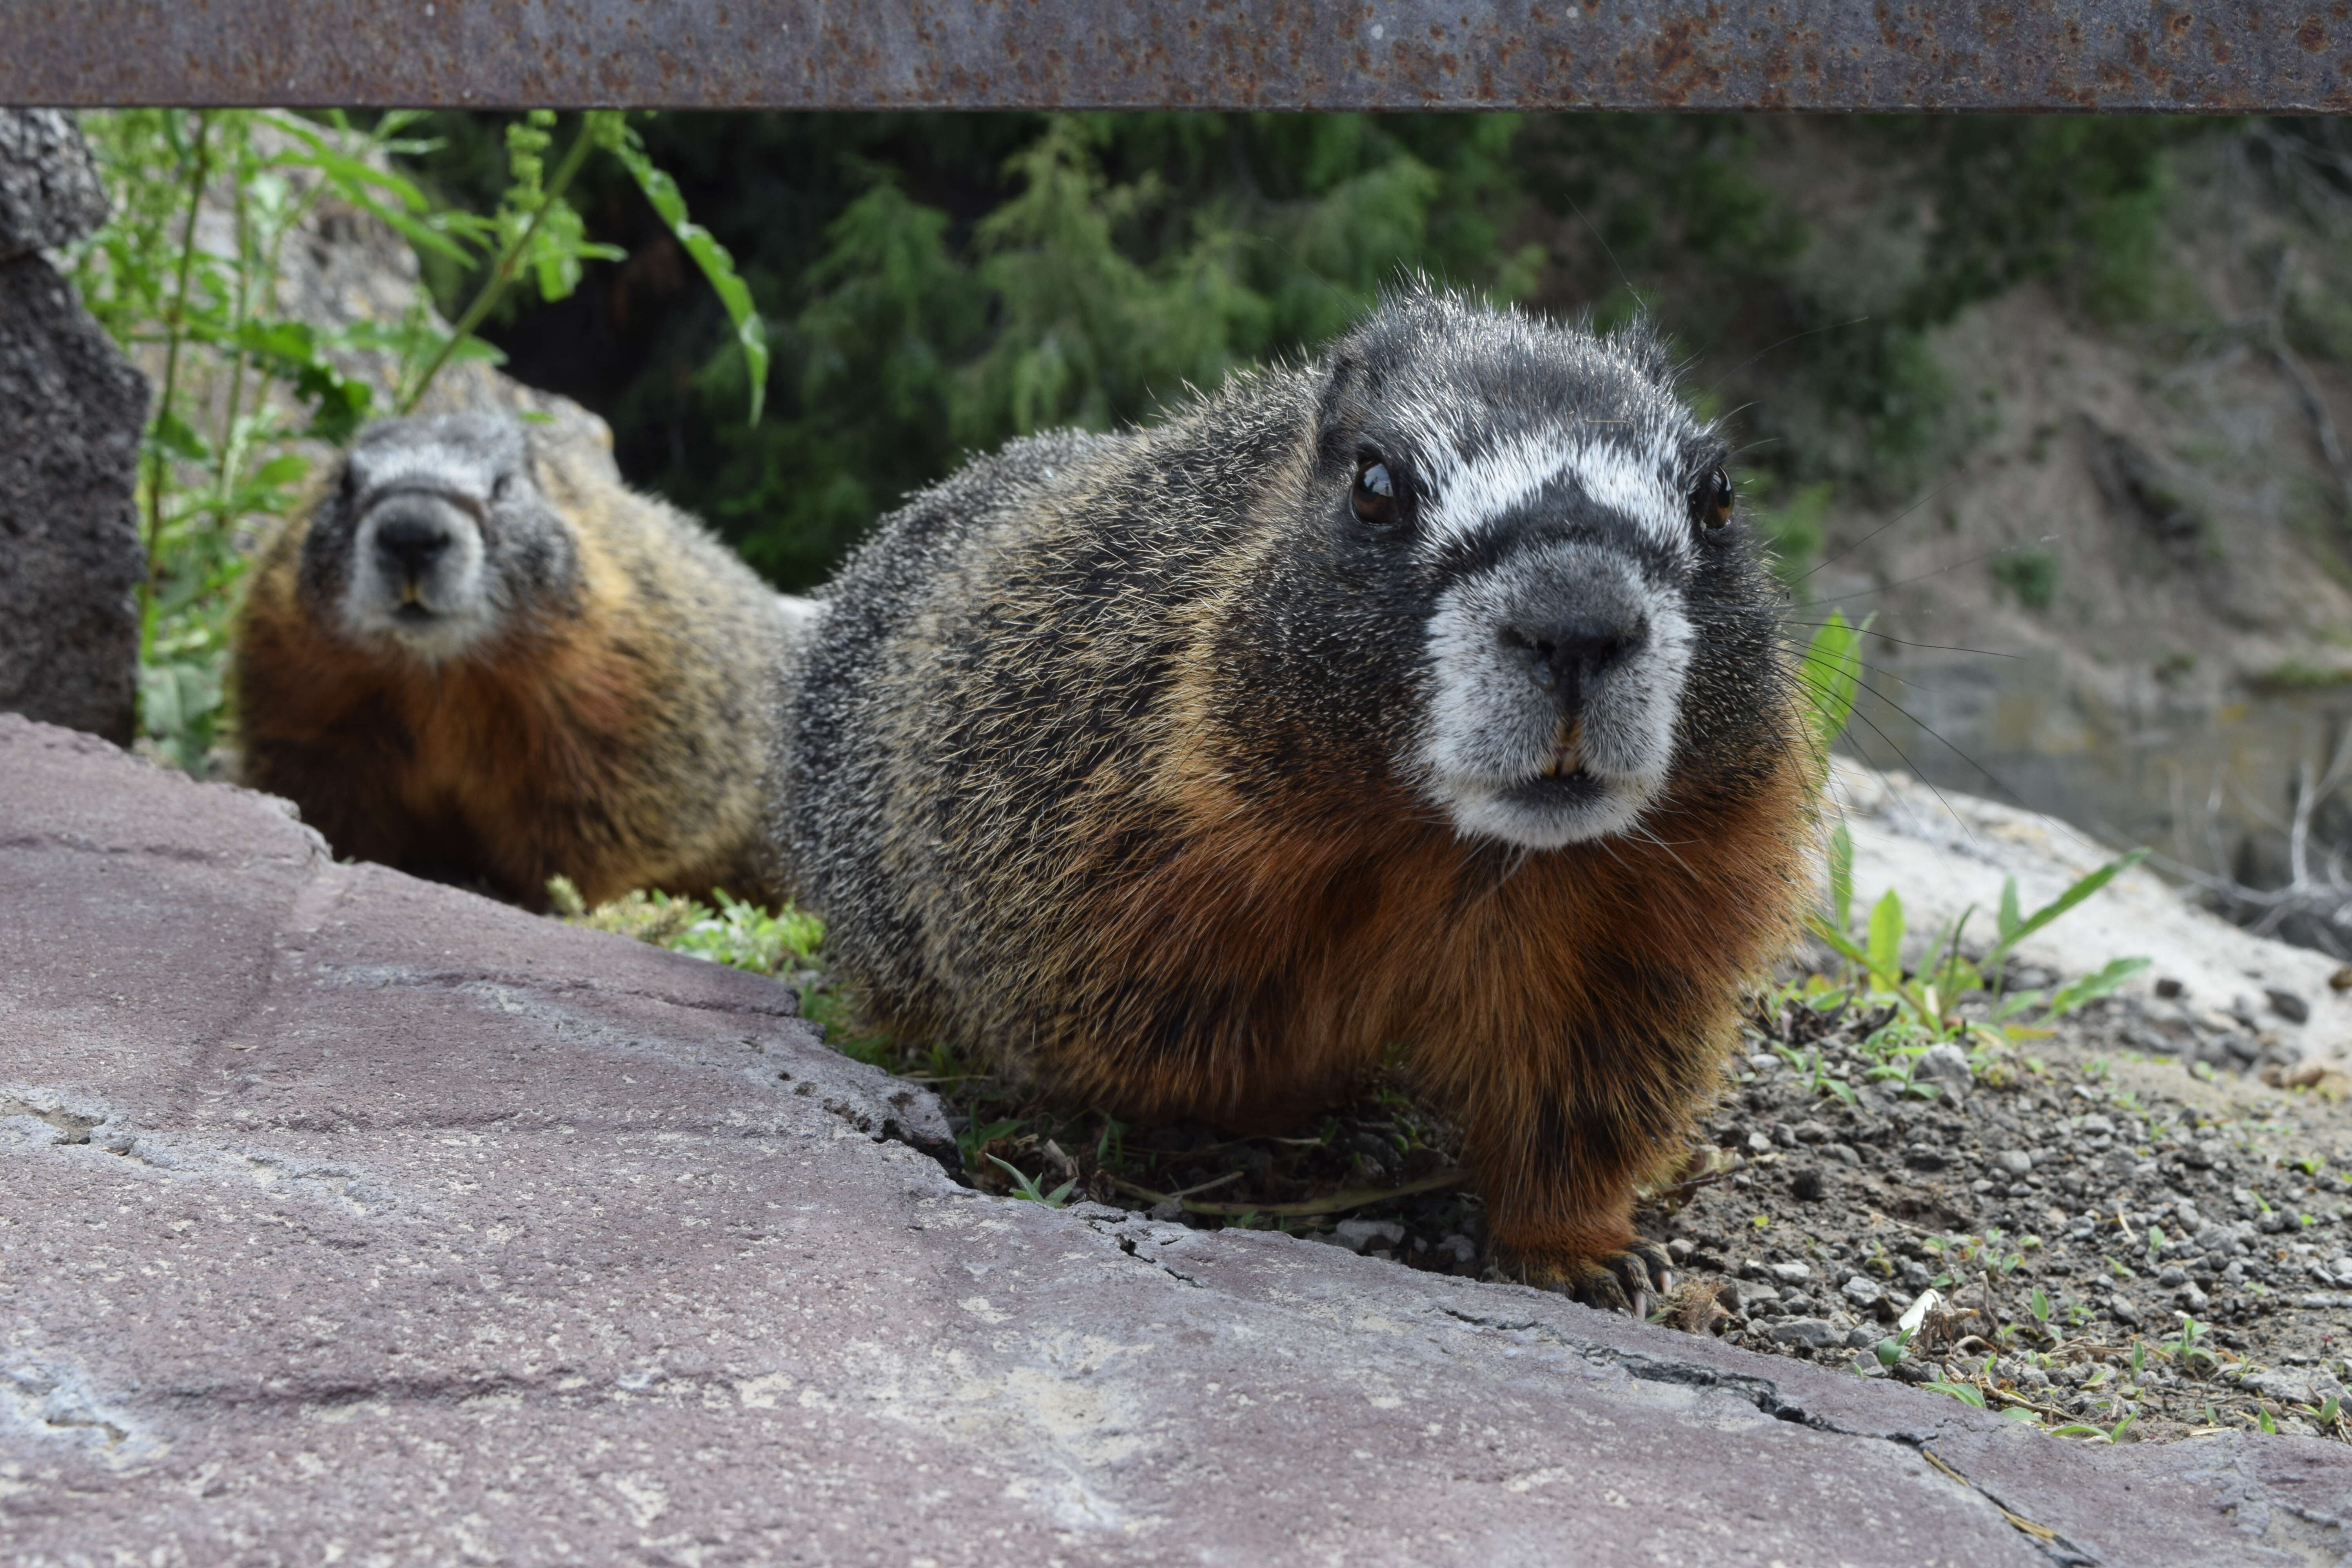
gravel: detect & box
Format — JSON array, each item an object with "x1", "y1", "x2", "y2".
[{"x1": 1655, "y1": 981, "x2": 2352, "y2": 1444}]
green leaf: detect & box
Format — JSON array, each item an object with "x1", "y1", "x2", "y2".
[
  {"x1": 1996, "y1": 875, "x2": 2023, "y2": 944},
  {"x1": 248, "y1": 453, "x2": 311, "y2": 490},
  {"x1": 1800, "y1": 610, "x2": 1869, "y2": 751},
  {"x1": 1828, "y1": 820, "x2": 1855, "y2": 936},
  {"x1": 1806, "y1": 912, "x2": 1871, "y2": 967},
  {"x1": 149, "y1": 407, "x2": 213, "y2": 465},
  {"x1": 1924, "y1": 1381, "x2": 1986, "y2": 1408},
  {"x1": 2043, "y1": 955, "x2": 2152, "y2": 1018},
  {"x1": 612, "y1": 132, "x2": 770, "y2": 424},
  {"x1": 1987, "y1": 849, "x2": 2149, "y2": 964},
  {"x1": 1866, "y1": 887, "x2": 1906, "y2": 984}
]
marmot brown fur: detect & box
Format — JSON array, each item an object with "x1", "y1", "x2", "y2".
[
  {"x1": 777, "y1": 291, "x2": 1816, "y2": 1313},
  {"x1": 236, "y1": 412, "x2": 796, "y2": 911}
]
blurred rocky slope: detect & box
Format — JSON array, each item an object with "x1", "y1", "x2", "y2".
[{"x1": 1739, "y1": 125, "x2": 2352, "y2": 929}]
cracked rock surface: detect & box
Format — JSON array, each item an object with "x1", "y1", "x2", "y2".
[{"x1": 4, "y1": 715, "x2": 2350, "y2": 1565}]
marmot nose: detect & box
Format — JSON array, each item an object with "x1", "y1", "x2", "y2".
[
  {"x1": 1497, "y1": 615, "x2": 1647, "y2": 710},
  {"x1": 375, "y1": 513, "x2": 454, "y2": 579}
]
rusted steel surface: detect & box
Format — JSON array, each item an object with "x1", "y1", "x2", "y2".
[{"x1": 5, "y1": 1, "x2": 2349, "y2": 112}]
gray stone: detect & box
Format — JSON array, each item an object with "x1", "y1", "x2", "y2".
[
  {"x1": 1769, "y1": 1260, "x2": 1813, "y2": 1285},
  {"x1": 2181, "y1": 1283, "x2": 2212, "y2": 1314},
  {"x1": 2267, "y1": 987, "x2": 2312, "y2": 1025},
  {"x1": 1994, "y1": 1149, "x2": 2034, "y2": 1177},
  {"x1": 0, "y1": 110, "x2": 109, "y2": 260},
  {"x1": 4, "y1": 714, "x2": 2352, "y2": 1565},
  {"x1": 0, "y1": 114, "x2": 145, "y2": 745},
  {"x1": 2109, "y1": 1294, "x2": 2141, "y2": 1325},
  {"x1": 1767, "y1": 1318, "x2": 1845, "y2": 1349},
  {"x1": 1842, "y1": 1275, "x2": 1884, "y2": 1307},
  {"x1": 1916, "y1": 1042, "x2": 1974, "y2": 1099},
  {"x1": 1332, "y1": 1218, "x2": 1407, "y2": 1254}
]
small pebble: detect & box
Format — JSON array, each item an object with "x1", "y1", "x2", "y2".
[
  {"x1": 1769, "y1": 1261, "x2": 1812, "y2": 1285},
  {"x1": 1791, "y1": 1168, "x2": 1826, "y2": 1201},
  {"x1": 1994, "y1": 1150, "x2": 2034, "y2": 1177},
  {"x1": 1841, "y1": 1275, "x2": 1882, "y2": 1307},
  {"x1": 2267, "y1": 988, "x2": 2312, "y2": 1025}
]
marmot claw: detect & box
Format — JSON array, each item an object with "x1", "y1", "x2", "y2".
[{"x1": 1518, "y1": 1241, "x2": 1675, "y2": 1319}]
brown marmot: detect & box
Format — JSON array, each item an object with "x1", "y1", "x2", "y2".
[
  {"x1": 773, "y1": 291, "x2": 1817, "y2": 1315},
  {"x1": 235, "y1": 411, "x2": 799, "y2": 911}
]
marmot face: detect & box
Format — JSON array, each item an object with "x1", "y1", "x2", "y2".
[
  {"x1": 1303, "y1": 295, "x2": 1749, "y2": 850},
  {"x1": 298, "y1": 413, "x2": 577, "y2": 664}
]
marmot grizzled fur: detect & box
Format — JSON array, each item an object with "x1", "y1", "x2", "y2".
[
  {"x1": 775, "y1": 291, "x2": 1817, "y2": 1313},
  {"x1": 236, "y1": 412, "x2": 798, "y2": 911}
]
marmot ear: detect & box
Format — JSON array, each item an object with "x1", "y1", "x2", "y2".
[{"x1": 1608, "y1": 318, "x2": 1677, "y2": 384}]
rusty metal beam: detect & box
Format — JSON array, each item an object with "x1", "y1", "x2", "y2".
[{"x1": 5, "y1": 2, "x2": 2347, "y2": 113}]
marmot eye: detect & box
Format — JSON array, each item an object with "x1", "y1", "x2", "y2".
[
  {"x1": 1690, "y1": 467, "x2": 1734, "y2": 533},
  {"x1": 1352, "y1": 458, "x2": 1400, "y2": 528}
]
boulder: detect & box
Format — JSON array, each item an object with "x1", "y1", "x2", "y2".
[
  {"x1": 0, "y1": 110, "x2": 146, "y2": 746},
  {"x1": 3, "y1": 714, "x2": 2348, "y2": 1565}
]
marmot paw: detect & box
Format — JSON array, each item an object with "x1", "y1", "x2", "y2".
[{"x1": 1511, "y1": 1241, "x2": 1673, "y2": 1319}]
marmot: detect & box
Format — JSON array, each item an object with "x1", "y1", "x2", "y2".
[
  {"x1": 236, "y1": 412, "x2": 797, "y2": 911},
  {"x1": 777, "y1": 290, "x2": 1815, "y2": 1314}
]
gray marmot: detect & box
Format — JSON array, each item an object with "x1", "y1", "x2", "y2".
[
  {"x1": 777, "y1": 291, "x2": 1815, "y2": 1313},
  {"x1": 236, "y1": 412, "x2": 798, "y2": 911}
]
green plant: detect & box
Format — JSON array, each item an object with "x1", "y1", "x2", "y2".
[
  {"x1": 1772, "y1": 1043, "x2": 1858, "y2": 1105},
  {"x1": 986, "y1": 1153, "x2": 1078, "y2": 1207},
  {"x1": 1809, "y1": 822, "x2": 2151, "y2": 1064},
  {"x1": 1990, "y1": 548, "x2": 2060, "y2": 610},
  {"x1": 67, "y1": 110, "x2": 433, "y2": 769},
  {"x1": 1923, "y1": 1378, "x2": 1987, "y2": 1408},
  {"x1": 1800, "y1": 611, "x2": 1871, "y2": 756}
]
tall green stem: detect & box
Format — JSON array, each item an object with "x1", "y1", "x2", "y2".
[
  {"x1": 398, "y1": 118, "x2": 600, "y2": 413},
  {"x1": 142, "y1": 110, "x2": 211, "y2": 646},
  {"x1": 217, "y1": 158, "x2": 254, "y2": 508}
]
